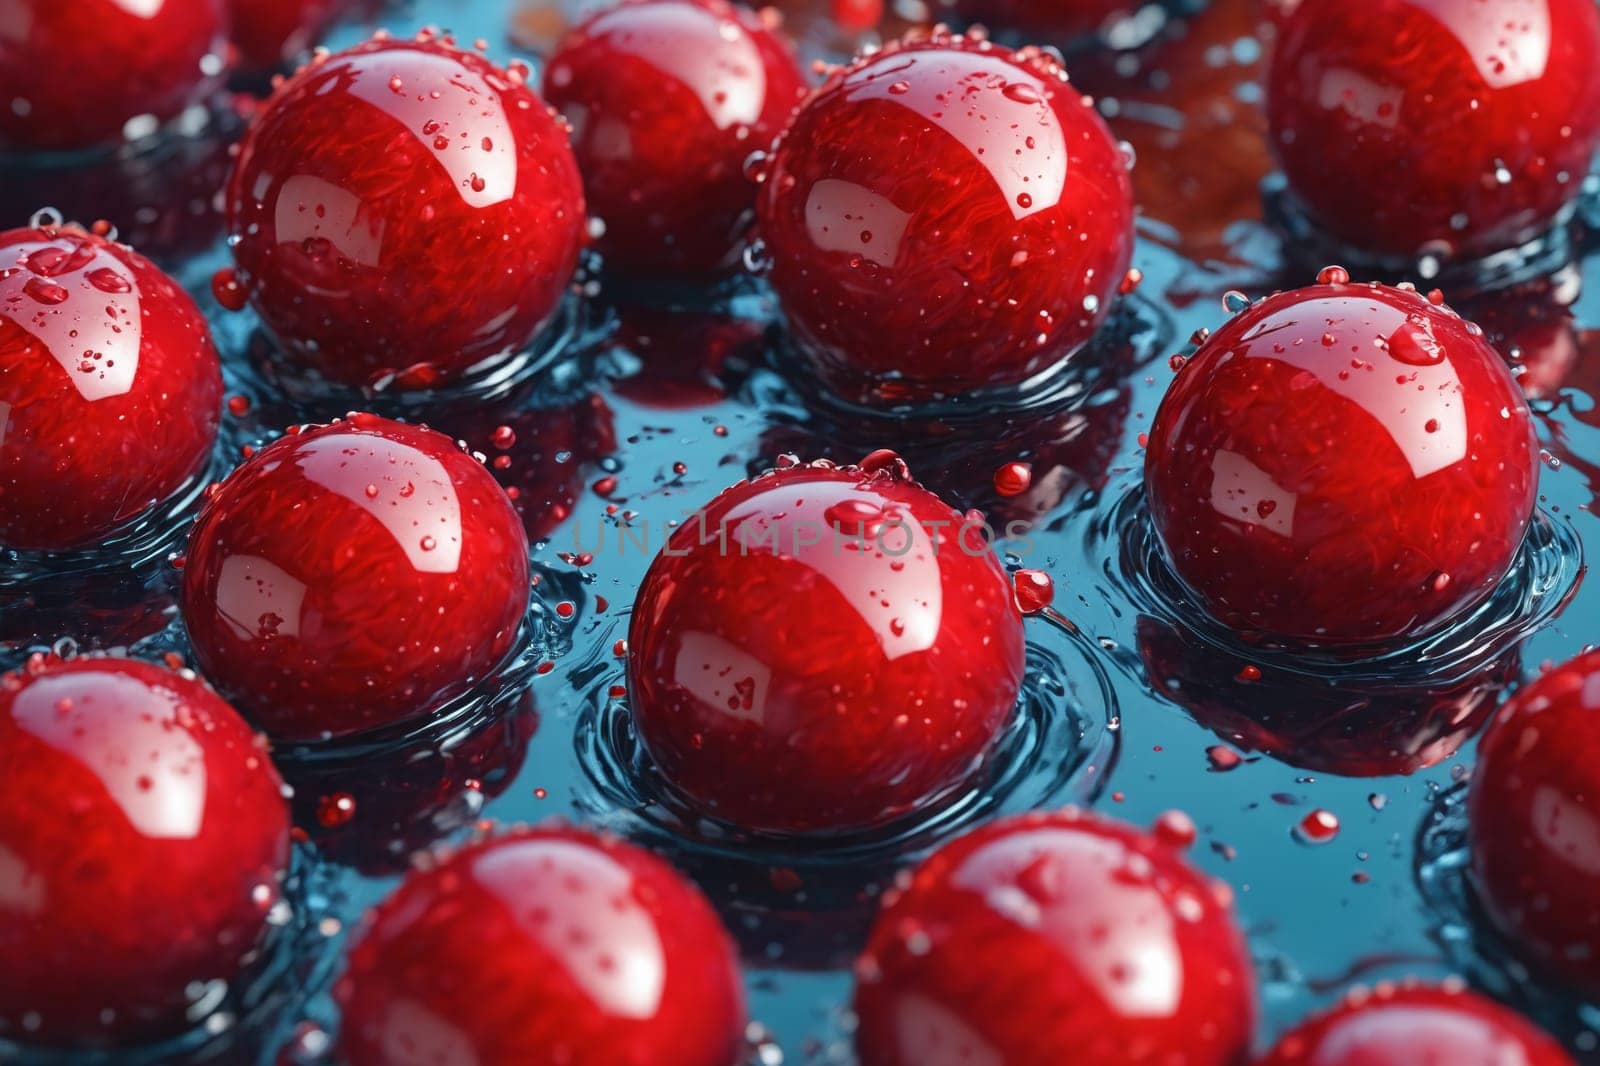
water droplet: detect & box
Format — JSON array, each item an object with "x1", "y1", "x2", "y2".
[
  {"x1": 1389, "y1": 314, "x2": 1445, "y2": 366},
  {"x1": 22, "y1": 277, "x2": 67, "y2": 305},
  {"x1": 86, "y1": 267, "x2": 130, "y2": 294},
  {"x1": 1206, "y1": 745, "x2": 1243, "y2": 772},
  {"x1": 743, "y1": 239, "x2": 772, "y2": 274},
  {"x1": 1003, "y1": 81, "x2": 1043, "y2": 104},
  {"x1": 993, "y1": 462, "x2": 1032, "y2": 497},
  {"x1": 1152, "y1": 809, "x2": 1197, "y2": 848},
  {"x1": 316, "y1": 792, "x2": 357, "y2": 828},
  {"x1": 1293, "y1": 809, "x2": 1339, "y2": 844},
  {"x1": 1012, "y1": 569, "x2": 1053, "y2": 614},
  {"x1": 825, "y1": 498, "x2": 890, "y2": 537}
]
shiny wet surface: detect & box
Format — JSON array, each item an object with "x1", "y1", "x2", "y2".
[{"x1": 7, "y1": 0, "x2": 1600, "y2": 1061}]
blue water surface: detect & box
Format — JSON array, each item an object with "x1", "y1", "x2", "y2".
[{"x1": 8, "y1": 0, "x2": 1600, "y2": 1061}]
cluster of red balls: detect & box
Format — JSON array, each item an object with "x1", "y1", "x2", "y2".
[{"x1": 2, "y1": 0, "x2": 1600, "y2": 1061}]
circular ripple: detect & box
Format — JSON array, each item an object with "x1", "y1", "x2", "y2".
[
  {"x1": 0, "y1": 437, "x2": 240, "y2": 661},
  {"x1": 765, "y1": 291, "x2": 1175, "y2": 424},
  {"x1": 0, "y1": 431, "x2": 231, "y2": 579},
  {"x1": 573, "y1": 613, "x2": 1119, "y2": 867},
  {"x1": 226, "y1": 283, "x2": 612, "y2": 422},
  {"x1": 1415, "y1": 783, "x2": 1600, "y2": 1057},
  {"x1": 0, "y1": 843, "x2": 345, "y2": 1066},
  {"x1": 262, "y1": 564, "x2": 580, "y2": 765},
  {"x1": 1263, "y1": 174, "x2": 1584, "y2": 297},
  {"x1": 1107, "y1": 484, "x2": 1583, "y2": 679}
]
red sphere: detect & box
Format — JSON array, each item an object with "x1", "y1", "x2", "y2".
[
  {"x1": 1470, "y1": 648, "x2": 1600, "y2": 997},
  {"x1": 1266, "y1": 0, "x2": 1600, "y2": 258},
  {"x1": 1144, "y1": 280, "x2": 1538, "y2": 648},
  {"x1": 335, "y1": 825, "x2": 746, "y2": 1066},
  {"x1": 179, "y1": 415, "x2": 530, "y2": 741},
  {"x1": 627, "y1": 457, "x2": 1025, "y2": 835},
  {"x1": 853, "y1": 808, "x2": 1256, "y2": 1065},
  {"x1": 228, "y1": 0, "x2": 350, "y2": 71},
  {"x1": 225, "y1": 36, "x2": 585, "y2": 389},
  {"x1": 0, "y1": 655, "x2": 289, "y2": 1045},
  {"x1": 0, "y1": 0, "x2": 227, "y2": 151},
  {"x1": 0, "y1": 224, "x2": 223, "y2": 550},
  {"x1": 755, "y1": 31, "x2": 1134, "y2": 406},
  {"x1": 544, "y1": 0, "x2": 806, "y2": 276},
  {"x1": 1258, "y1": 981, "x2": 1573, "y2": 1066}
]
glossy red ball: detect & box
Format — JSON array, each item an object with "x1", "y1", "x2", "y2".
[
  {"x1": 228, "y1": 0, "x2": 351, "y2": 72},
  {"x1": 544, "y1": 0, "x2": 806, "y2": 276},
  {"x1": 627, "y1": 457, "x2": 1025, "y2": 835},
  {"x1": 1267, "y1": 0, "x2": 1600, "y2": 258},
  {"x1": 1144, "y1": 281, "x2": 1538, "y2": 648},
  {"x1": 0, "y1": 655, "x2": 289, "y2": 1046},
  {"x1": 1470, "y1": 649, "x2": 1600, "y2": 997},
  {"x1": 755, "y1": 31, "x2": 1134, "y2": 406},
  {"x1": 0, "y1": 224, "x2": 223, "y2": 550},
  {"x1": 853, "y1": 808, "x2": 1255, "y2": 1065},
  {"x1": 1258, "y1": 981, "x2": 1572, "y2": 1066},
  {"x1": 335, "y1": 825, "x2": 746, "y2": 1066},
  {"x1": 225, "y1": 36, "x2": 585, "y2": 389},
  {"x1": 180, "y1": 415, "x2": 530, "y2": 741},
  {"x1": 0, "y1": 0, "x2": 227, "y2": 151}
]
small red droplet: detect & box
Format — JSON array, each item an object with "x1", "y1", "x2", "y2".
[
  {"x1": 769, "y1": 865, "x2": 804, "y2": 892},
  {"x1": 211, "y1": 267, "x2": 248, "y2": 311},
  {"x1": 1294, "y1": 809, "x2": 1339, "y2": 844},
  {"x1": 1012, "y1": 569, "x2": 1054, "y2": 614},
  {"x1": 1206, "y1": 745, "x2": 1243, "y2": 772},
  {"x1": 316, "y1": 792, "x2": 357, "y2": 828},
  {"x1": 993, "y1": 462, "x2": 1033, "y2": 497},
  {"x1": 1152, "y1": 809, "x2": 1197, "y2": 849}
]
